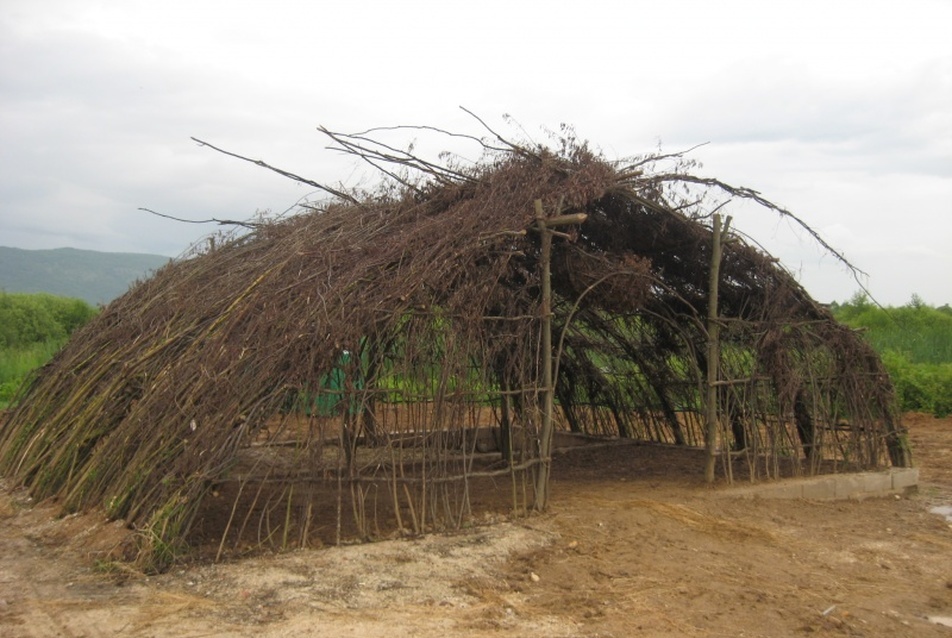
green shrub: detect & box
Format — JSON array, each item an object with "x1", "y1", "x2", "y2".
[
  {"x1": 834, "y1": 293, "x2": 952, "y2": 416},
  {"x1": 0, "y1": 292, "x2": 98, "y2": 408}
]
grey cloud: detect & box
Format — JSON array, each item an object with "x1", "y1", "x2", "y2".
[{"x1": 657, "y1": 59, "x2": 951, "y2": 176}]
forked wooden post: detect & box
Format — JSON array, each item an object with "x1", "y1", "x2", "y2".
[{"x1": 705, "y1": 213, "x2": 732, "y2": 483}]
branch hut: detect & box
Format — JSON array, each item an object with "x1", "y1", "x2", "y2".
[{"x1": 0, "y1": 126, "x2": 911, "y2": 571}]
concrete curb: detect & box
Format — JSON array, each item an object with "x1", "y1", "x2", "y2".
[{"x1": 721, "y1": 468, "x2": 919, "y2": 500}]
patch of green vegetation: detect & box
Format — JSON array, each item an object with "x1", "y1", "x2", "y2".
[
  {"x1": 0, "y1": 292, "x2": 98, "y2": 408},
  {"x1": 831, "y1": 293, "x2": 952, "y2": 416}
]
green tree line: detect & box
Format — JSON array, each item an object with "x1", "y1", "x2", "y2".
[
  {"x1": 831, "y1": 293, "x2": 952, "y2": 417},
  {"x1": 0, "y1": 291, "x2": 99, "y2": 406}
]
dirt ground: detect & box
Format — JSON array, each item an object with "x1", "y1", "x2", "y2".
[{"x1": 2, "y1": 413, "x2": 951, "y2": 637}]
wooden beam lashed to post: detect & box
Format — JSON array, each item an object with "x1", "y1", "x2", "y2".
[{"x1": 544, "y1": 213, "x2": 588, "y2": 227}]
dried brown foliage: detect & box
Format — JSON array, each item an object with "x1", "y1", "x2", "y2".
[{"x1": 0, "y1": 125, "x2": 909, "y2": 571}]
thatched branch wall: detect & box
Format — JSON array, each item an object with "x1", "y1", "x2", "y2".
[{"x1": 0, "y1": 131, "x2": 910, "y2": 570}]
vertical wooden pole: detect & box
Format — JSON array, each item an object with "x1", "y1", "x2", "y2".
[
  {"x1": 534, "y1": 199, "x2": 555, "y2": 510},
  {"x1": 527, "y1": 201, "x2": 587, "y2": 510},
  {"x1": 704, "y1": 213, "x2": 731, "y2": 483}
]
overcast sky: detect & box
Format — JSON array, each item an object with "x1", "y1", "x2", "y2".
[{"x1": 1, "y1": 0, "x2": 949, "y2": 305}]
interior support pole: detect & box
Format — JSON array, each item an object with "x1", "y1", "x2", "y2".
[{"x1": 704, "y1": 213, "x2": 731, "y2": 483}]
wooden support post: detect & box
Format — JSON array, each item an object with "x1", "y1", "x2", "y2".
[
  {"x1": 704, "y1": 213, "x2": 731, "y2": 484},
  {"x1": 530, "y1": 200, "x2": 587, "y2": 510},
  {"x1": 534, "y1": 199, "x2": 555, "y2": 511}
]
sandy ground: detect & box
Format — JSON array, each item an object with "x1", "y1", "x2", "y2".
[{"x1": 2, "y1": 412, "x2": 951, "y2": 637}]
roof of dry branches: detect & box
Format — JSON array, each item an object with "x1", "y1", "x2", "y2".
[{"x1": 0, "y1": 121, "x2": 908, "y2": 569}]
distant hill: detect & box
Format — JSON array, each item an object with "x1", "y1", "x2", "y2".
[{"x1": 0, "y1": 246, "x2": 170, "y2": 305}]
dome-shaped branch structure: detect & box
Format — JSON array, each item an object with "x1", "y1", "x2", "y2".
[{"x1": 0, "y1": 126, "x2": 910, "y2": 571}]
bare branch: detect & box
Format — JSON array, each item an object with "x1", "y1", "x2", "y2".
[
  {"x1": 317, "y1": 126, "x2": 476, "y2": 186},
  {"x1": 652, "y1": 172, "x2": 871, "y2": 284},
  {"x1": 615, "y1": 142, "x2": 710, "y2": 177},
  {"x1": 138, "y1": 207, "x2": 260, "y2": 229},
  {"x1": 190, "y1": 137, "x2": 360, "y2": 205},
  {"x1": 348, "y1": 122, "x2": 510, "y2": 154},
  {"x1": 459, "y1": 106, "x2": 544, "y2": 161}
]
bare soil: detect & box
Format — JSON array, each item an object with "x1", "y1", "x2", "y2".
[{"x1": 2, "y1": 412, "x2": 951, "y2": 637}]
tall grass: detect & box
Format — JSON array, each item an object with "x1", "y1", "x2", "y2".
[{"x1": 0, "y1": 339, "x2": 66, "y2": 406}]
